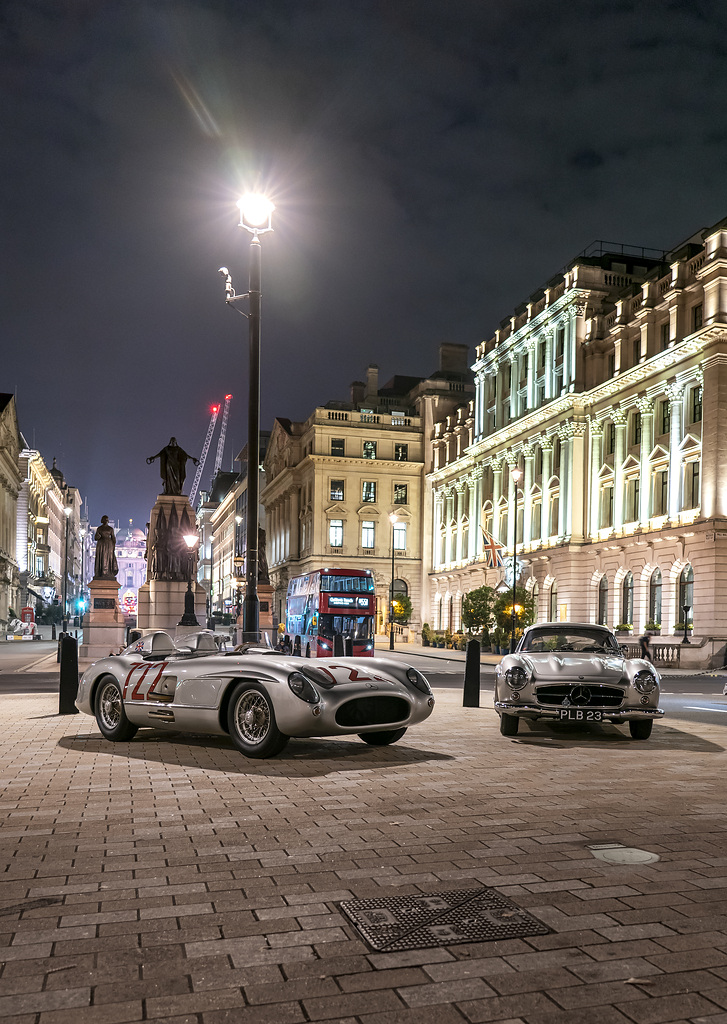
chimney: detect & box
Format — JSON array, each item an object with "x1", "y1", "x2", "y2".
[
  {"x1": 439, "y1": 343, "x2": 469, "y2": 374},
  {"x1": 350, "y1": 380, "x2": 365, "y2": 405},
  {"x1": 365, "y1": 364, "x2": 379, "y2": 402}
]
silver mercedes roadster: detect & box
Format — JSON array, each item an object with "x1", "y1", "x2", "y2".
[
  {"x1": 76, "y1": 630, "x2": 435, "y2": 758},
  {"x1": 495, "y1": 622, "x2": 664, "y2": 740}
]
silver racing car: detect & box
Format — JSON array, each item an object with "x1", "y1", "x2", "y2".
[
  {"x1": 495, "y1": 622, "x2": 664, "y2": 740},
  {"x1": 76, "y1": 630, "x2": 435, "y2": 758}
]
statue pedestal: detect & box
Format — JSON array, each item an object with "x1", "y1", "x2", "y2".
[
  {"x1": 138, "y1": 493, "x2": 205, "y2": 635},
  {"x1": 137, "y1": 578, "x2": 206, "y2": 636},
  {"x1": 80, "y1": 579, "x2": 127, "y2": 660}
]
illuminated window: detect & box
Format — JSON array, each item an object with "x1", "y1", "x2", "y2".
[
  {"x1": 362, "y1": 481, "x2": 376, "y2": 503},
  {"x1": 394, "y1": 483, "x2": 408, "y2": 505},
  {"x1": 331, "y1": 438, "x2": 345, "y2": 456},
  {"x1": 654, "y1": 469, "x2": 669, "y2": 515},
  {"x1": 631, "y1": 411, "x2": 641, "y2": 446},
  {"x1": 598, "y1": 576, "x2": 608, "y2": 625},
  {"x1": 393, "y1": 522, "x2": 407, "y2": 550},
  {"x1": 649, "y1": 569, "x2": 662, "y2": 624},
  {"x1": 678, "y1": 565, "x2": 694, "y2": 623},
  {"x1": 691, "y1": 385, "x2": 702, "y2": 423},
  {"x1": 330, "y1": 480, "x2": 344, "y2": 501},
  {"x1": 692, "y1": 303, "x2": 703, "y2": 331},
  {"x1": 361, "y1": 521, "x2": 375, "y2": 548},
  {"x1": 394, "y1": 443, "x2": 408, "y2": 461},
  {"x1": 622, "y1": 572, "x2": 633, "y2": 625},
  {"x1": 363, "y1": 440, "x2": 377, "y2": 459},
  {"x1": 601, "y1": 485, "x2": 614, "y2": 528},
  {"x1": 687, "y1": 461, "x2": 700, "y2": 508},
  {"x1": 329, "y1": 519, "x2": 343, "y2": 547},
  {"x1": 549, "y1": 581, "x2": 558, "y2": 621},
  {"x1": 660, "y1": 400, "x2": 671, "y2": 436}
]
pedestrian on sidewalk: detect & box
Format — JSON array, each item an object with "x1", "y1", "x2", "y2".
[{"x1": 639, "y1": 633, "x2": 653, "y2": 662}]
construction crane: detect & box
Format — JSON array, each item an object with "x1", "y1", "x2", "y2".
[
  {"x1": 188, "y1": 403, "x2": 220, "y2": 508},
  {"x1": 213, "y1": 394, "x2": 233, "y2": 476}
]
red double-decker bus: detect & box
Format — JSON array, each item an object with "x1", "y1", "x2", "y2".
[{"x1": 285, "y1": 568, "x2": 376, "y2": 657}]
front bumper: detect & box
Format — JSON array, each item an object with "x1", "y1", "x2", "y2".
[{"x1": 495, "y1": 700, "x2": 664, "y2": 722}]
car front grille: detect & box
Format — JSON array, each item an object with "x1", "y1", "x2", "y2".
[
  {"x1": 335, "y1": 696, "x2": 410, "y2": 727},
  {"x1": 535, "y1": 684, "x2": 625, "y2": 709}
]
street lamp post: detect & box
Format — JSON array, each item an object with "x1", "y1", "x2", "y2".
[
  {"x1": 79, "y1": 527, "x2": 86, "y2": 626},
  {"x1": 178, "y1": 533, "x2": 200, "y2": 627},
  {"x1": 221, "y1": 194, "x2": 274, "y2": 641},
  {"x1": 682, "y1": 603, "x2": 691, "y2": 645},
  {"x1": 510, "y1": 467, "x2": 522, "y2": 653},
  {"x1": 62, "y1": 506, "x2": 71, "y2": 632},
  {"x1": 389, "y1": 513, "x2": 398, "y2": 651}
]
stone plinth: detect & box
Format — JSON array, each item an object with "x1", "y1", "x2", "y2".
[
  {"x1": 80, "y1": 579, "x2": 127, "y2": 660},
  {"x1": 137, "y1": 579, "x2": 206, "y2": 635}
]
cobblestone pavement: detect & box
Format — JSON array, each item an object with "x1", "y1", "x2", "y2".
[{"x1": 1, "y1": 690, "x2": 727, "y2": 1023}]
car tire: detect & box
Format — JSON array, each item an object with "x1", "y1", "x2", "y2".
[
  {"x1": 499, "y1": 713, "x2": 519, "y2": 736},
  {"x1": 227, "y1": 681, "x2": 289, "y2": 758},
  {"x1": 94, "y1": 676, "x2": 138, "y2": 742},
  {"x1": 628, "y1": 719, "x2": 653, "y2": 740},
  {"x1": 358, "y1": 728, "x2": 407, "y2": 745}
]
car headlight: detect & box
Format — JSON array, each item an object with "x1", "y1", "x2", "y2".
[
  {"x1": 633, "y1": 670, "x2": 657, "y2": 694},
  {"x1": 504, "y1": 666, "x2": 529, "y2": 690},
  {"x1": 288, "y1": 671, "x2": 321, "y2": 704},
  {"x1": 405, "y1": 667, "x2": 432, "y2": 695}
]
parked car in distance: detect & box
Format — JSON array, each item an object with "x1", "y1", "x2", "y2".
[
  {"x1": 76, "y1": 630, "x2": 435, "y2": 758},
  {"x1": 495, "y1": 622, "x2": 663, "y2": 740}
]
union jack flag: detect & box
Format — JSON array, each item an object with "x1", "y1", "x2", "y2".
[{"x1": 481, "y1": 527, "x2": 505, "y2": 568}]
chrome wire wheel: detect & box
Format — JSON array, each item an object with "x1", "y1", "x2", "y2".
[
  {"x1": 226, "y1": 682, "x2": 288, "y2": 758},
  {"x1": 234, "y1": 690, "x2": 272, "y2": 744},
  {"x1": 98, "y1": 680, "x2": 122, "y2": 731}
]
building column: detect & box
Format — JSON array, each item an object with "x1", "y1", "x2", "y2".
[
  {"x1": 445, "y1": 489, "x2": 454, "y2": 563},
  {"x1": 638, "y1": 398, "x2": 654, "y2": 527},
  {"x1": 700, "y1": 353, "x2": 727, "y2": 519},
  {"x1": 540, "y1": 440, "x2": 553, "y2": 544},
  {"x1": 509, "y1": 356, "x2": 518, "y2": 419},
  {"x1": 569, "y1": 420, "x2": 586, "y2": 543},
  {"x1": 468, "y1": 471, "x2": 479, "y2": 560},
  {"x1": 506, "y1": 457, "x2": 517, "y2": 552},
  {"x1": 455, "y1": 482, "x2": 465, "y2": 562},
  {"x1": 589, "y1": 420, "x2": 603, "y2": 538},
  {"x1": 667, "y1": 383, "x2": 684, "y2": 522},
  {"x1": 289, "y1": 488, "x2": 300, "y2": 559},
  {"x1": 522, "y1": 446, "x2": 534, "y2": 548},
  {"x1": 492, "y1": 459, "x2": 503, "y2": 541},
  {"x1": 433, "y1": 491, "x2": 444, "y2": 569},
  {"x1": 494, "y1": 362, "x2": 504, "y2": 430},
  {"x1": 544, "y1": 330, "x2": 554, "y2": 400},
  {"x1": 526, "y1": 342, "x2": 536, "y2": 410},
  {"x1": 613, "y1": 408, "x2": 627, "y2": 531},
  {"x1": 557, "y1": 433, "x2": 567, "y2": 539}
]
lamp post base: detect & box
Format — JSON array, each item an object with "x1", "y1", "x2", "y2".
[{"x1": 178, "y1": 585, "x2": 199, "y2": 627}]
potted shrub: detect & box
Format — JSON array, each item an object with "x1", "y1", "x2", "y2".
[
  {"x1": 615, "y1": 623, "x2": 633, "y2": 635},
  {"x1": 421, "y1": 622, "x2": 432, "y2": 647},
  {"x1": 444, "y1": 630, "x2": 453, "y2": 649},
  {"x1": 645, "y1": 621, "x2": 661, "y2": 635},
  {"x1": 674, "y1": 622, "x2": 693, "y2": 634}
]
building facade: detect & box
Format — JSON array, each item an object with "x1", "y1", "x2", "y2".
[
  {"x1": 263, "y1": 349, "x2": 473, "y2": 632},
  {"x1": 16, "y1": 447, "x2": 66, "y2": 613},
  {"x1": 0, "y1": 395, "x2": 21, "y2": 627},
  {"x1": 428, "y1": 218, "x2": 727, "y2": 665}
]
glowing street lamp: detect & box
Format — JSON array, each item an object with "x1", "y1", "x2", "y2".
[
  {"x1": 220, "y1": 193, "x2": 275, "y2": 640},
  {"x1": 62, "y1": 506, "x2": 72, "y2": 632},
  {"x1": 510, "y1": 466, "x2": 522, "y2": 653},
  {"x1": 178, "y1": 533, "x2": 199, "y2": 627}
]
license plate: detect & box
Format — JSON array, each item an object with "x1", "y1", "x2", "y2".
[{"x1": 558, "y1": 709, "x2": 603, "y2": 721}]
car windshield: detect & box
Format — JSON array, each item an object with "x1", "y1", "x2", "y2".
[{"x1": 521, "y1": 628, "x2": 620, "y2": 654}]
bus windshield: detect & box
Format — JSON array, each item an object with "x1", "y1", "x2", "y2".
[
  {"x1": 320, "y1": 575, "x2": 375, "y2": 593},
  {"x1": 319, "y1": 614, "x2": 373, "y2": 640}
]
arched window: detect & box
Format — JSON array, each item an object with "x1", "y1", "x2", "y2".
[
  {"x1": 531, "y1": 581, "x2": 540, "y2": 622},
  {"x1": 549, "y1": 496, "x2": 559, "y2": 536},
  {"x1": 649, "y1": 568, "x2": 662, "y2": 626},
  {"x1": 392, "y1": 579, "x2": 408, "y2": 598},
  {"x1": 621, "y1": 571, "x2": 633, "y2": 626},
  {"x1": 598, "y1": 575, "x2": 609, "y2": 625},
  {"x1": 531, "y1": 499, "x2": 542, "y2": 540},
  {"x1": 678, "y1": 565, "x2": 694, "y2": 624},
  {"x1": 549, "y1": 581, "x2": 558, "y2": 621}
]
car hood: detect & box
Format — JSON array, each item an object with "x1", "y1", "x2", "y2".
[{"x1": 522, "y1": 653, "x2": 626, "y2": 683}]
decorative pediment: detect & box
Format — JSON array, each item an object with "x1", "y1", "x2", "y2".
[
  {"x1": 621, "y1": 454, "x2": 640, "y2": 472},
  {"x1": 356, "y1": 505, "x2": 380, "y2": 517},
  {"x1": 325, "y1": 503, "x2": 347, "y2": 516},
  {"x1": 597, "y1": 463, "x2": 615, "y2": 481},
  {"x1": 529, "y1": 482, "x2": 542, "y2": 498},
  {"x1": 649, "y1": 444, "x2": 670, "y2": 461},
  {"x1": 679, "y1": 432, "x2": 701, "y2": 455}
]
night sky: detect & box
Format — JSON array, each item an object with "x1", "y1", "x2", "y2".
[{"x1": 4, "y1": 0, "x2": 727, "y2": 530}]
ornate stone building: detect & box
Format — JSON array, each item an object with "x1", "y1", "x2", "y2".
[
  {"x1": 16, "y1": 446, "x2": 64, "y2": 611},
  {"x1": 263, "y1": 348, "x2": 473, "y2": 632},
  {"x1": 428, "y1": 218, "x2": 726, "y2": 665},
  {"x1": 0, "y1": 395, "x2": 21, "y2": 627}
]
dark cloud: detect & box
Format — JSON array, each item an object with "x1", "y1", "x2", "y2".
[{"x1": 3, "y1": 0, "x2": 727, "y2": 526}]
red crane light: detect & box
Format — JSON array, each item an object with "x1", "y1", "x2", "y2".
[
  {"x1": 225, "y1": 394, "x2": 233, "y2": 400},
  {"x1": 211, "y1": 405, "x2": 219, "y2": 413}
]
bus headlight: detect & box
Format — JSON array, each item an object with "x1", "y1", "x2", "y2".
[
  {"x1": 505, "y1": 666, "x2": 529, "y2": 690},
  {"x1": 288, "y1": 671, "x2": 320, "y2": 704},
  {"x1": 633, "y1": 670, "x2": 657, "y2": 694},
  {"x1": 405, "y1": 667, "x2": 432, "y2": 695}
]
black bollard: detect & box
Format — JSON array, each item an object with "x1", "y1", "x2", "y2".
[
  {"x1": 305, "y1": 643, "x2": 311, "y2": 658},
  {"x1": 51, "y1": 623, "x2": 56, "y2": 640},
  {"x1": 333, "y1": 634, "x2": 344, "y2": 657},
  {"x1": 344, "y1": 635, "x2": 353, "y2": 657},
  {"x1": 463, "y1": 638, "x2": 481, "y2": 708},
  {"x1": 59, "y1": 634, "x2": 80, "y2": 715},
  {"x1": 56, "y1": 631, "x2": 66, "y2": 663},
  {"x1": 293, "y1": 636, "x2": 301, "y2": 657}
]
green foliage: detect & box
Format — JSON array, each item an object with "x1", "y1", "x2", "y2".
[
  {"x1": 615, "y1": 623, "x2": 633, "y2": 632},
  {"x1": 493, "y1": 587, "x2": 536, "y2": 638},
  {"x1": 35, "y1": 600, "x2": 62, "y2": 625},
  {"x1": 461, "y1": 585, "x2": 495, "y2": 636},
  {"x1": 421, "y1": 622, "x2": 432, "y2": 642},
  {"x1": 392, "y1": 595, "x2": 412, "y2": 624}
]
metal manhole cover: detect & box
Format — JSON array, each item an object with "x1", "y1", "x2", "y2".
[{"x1": 339, "y1": 887, "x2": 550, "y2": 951}]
